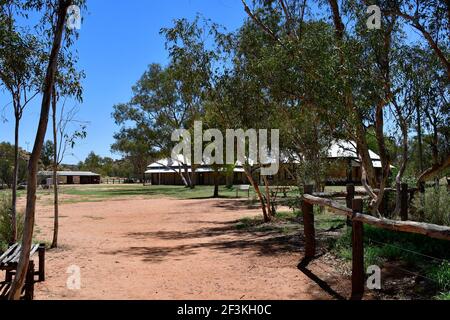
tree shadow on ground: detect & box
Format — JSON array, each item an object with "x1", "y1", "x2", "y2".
[
  {"x1": 102, "y1": 219, "x2": 302, "y2": 263},
  {"x1": 100, "y1": 207, "x2": 352, "y2": 299},
  {"x1": 180, "y1": 199, "x2": 259, "y2": 211}
]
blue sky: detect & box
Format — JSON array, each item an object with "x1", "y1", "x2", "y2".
[
  {"x1": 0, "y1": 1, "x2": 425, "y2": 164},
  {"x1": 0, "y1": 0, "x2": 248, "y2": 164}
]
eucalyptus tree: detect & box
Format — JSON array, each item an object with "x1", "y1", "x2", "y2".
[
  {"x1": 389, "y1": 45, "x2": 419, "y2": 215},
  {"x1": 212, "y1": 2, "x2": 346, "y2": 219},
  {"x1": 340, "y1": 0, "x2": 404, "y2": 215},
  {"x1": 50, "y1": 47, "x2": 85, "y2": 249},
  {"x1": 111, "y1": 126, "x2": 159, "y2": 185},
  {"x1": 378, "y1": 0, "x2": 450, "y2": 81},
  {"x1": 50, "y1": 103, "x2": 86, "y2": 249},
  {"x1": 239, "y1": 16, "x2": 344, "y2": 192},
  {"x1": 204, "y1": 19, "x2": 286, "y2": 221},
  {"x1": 0, "y1": 2, "x2": 45, "y2": 243},
  {"x1": 240, "y1": 0, "x2": 379, "y2": 194},
  {"x1": 414, "y1": 49, "x2": 450, "y2": 186},
  {"x1": 205, "y1": 71, "x2": 278, "y2": 222},
  {"x1": 112, "y1": 64, "x2": 195, "y2": 187},
  {"x1": 113, "y1": 17, "x2": 220, "y2": 188},
  {"x1": 239, "y1": 0, "x2": 405, "y2": 215},
  {"x1": 0, "y1": 142, "x2": 27, "y2": 188},
  {"x1": 9, "y1": 0, "x2": 84, "y2": 300}
]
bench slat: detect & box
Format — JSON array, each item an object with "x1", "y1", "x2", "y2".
[
  {"x1": 0, "y1": 243, "x2": 19, "y2": 264},
  {"x1": 2, "y1": 244, "x2": 21, "y2": 264},
  {"x1": 12, "y1": 244, "x2": 39, "y2": 263}
]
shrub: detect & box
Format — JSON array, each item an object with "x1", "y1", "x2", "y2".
[
  {"x1": 0, "y1": 192, "x2": 24, "y2": 251},
  {"x1": 426, "y1": 262, "x2": 450, "y2": 294},
  {"x1": 412, "y1": 187, "x2": 450, "y2": 226}
]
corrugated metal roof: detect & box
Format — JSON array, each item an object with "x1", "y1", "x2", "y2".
[
  {"x1": 147, "y1": 140, "x2": 382, "y2": 172},
  {"x1": 327, "y1": 140, "x2": 380, "y2": 160},
  {"x1": 38, "y1": 171, "x2": 100, "y2": 177}
]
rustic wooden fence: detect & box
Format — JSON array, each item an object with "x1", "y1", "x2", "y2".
[
  {"x1": 301, "y1": 184, "x2": 450, "y2": 299},
  {"x1": 102, "y1": 178, "x2": 126, "y2": 184}
]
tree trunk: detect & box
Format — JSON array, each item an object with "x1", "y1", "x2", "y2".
[
  {"x1": 190, "y1": 166, "x2": 196, "y2": 189},
  {"x1": 327, "y1": 0, "x2": 377, "y2": 189},
  {"x1": 244, "y1": 166, "x2": 270, "y2": 222},
  {"x1": 213, "y1": 167, "x2": 219, "y2": 198},
  {"x1": 416, "y1": 101, "x2": 424, "y2": 173},
  {"x1": 51, "y1": 88, "x2": 59, "y2": 249},
  {"x1": 372, "y1": 101, "x2": 391, "y2": 216},
  {"x1": 394, "y1": 123, "x2": 408, "y2": 215},
  {"x1": 11, "y1": 113, "x2": 19, "y2": 244},
  {"x1": 417, "y1": 155, "x2": 450, "y2": 186},
  {"x1": 9, "y1": 0, "x2": 71, "y2": 300},
  {"x1": 356, "y1": 125, "x2": 378, "y2": 188},
  {"x1": 182, "y1": 163, "x2": 191, "y2": 188},
  {"x1": 262, "y1": 175, "x2": 273, "y2": 217}
]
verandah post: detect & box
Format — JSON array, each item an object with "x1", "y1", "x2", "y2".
[
  {"x1": 351, "y1": 198, "x2": 364, "y2": 299},
  {"x1": 302, "y1": 185, "x2": 315, "y2": 259}
]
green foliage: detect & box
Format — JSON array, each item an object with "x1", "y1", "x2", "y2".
[
  {"x1": 40, "y1": 140, "x2": 54, "y2": 169},
  {"x1": 0, "y1": 142, "x2": 28, "y2": 186},
  {"x1": 332, "y1": 225, "x2": 450, "y2": 296},
  {"x1": 412, "y1": 187, "x2": 450, "y2": 226},
  {"x1": 77, "y1": 152, "x2": 133, "y2": 178},
  {"x1": 0, "y1": 192, "x2": 24, "y2": 250},
  {"x1": 435, "y1": 291, "x2": 450, "y2": 300},
  {"x1": 111, "y1": 127, "x2": 158, "y2": 179},
  {"x1": 427, "y1": 262, "x2": 450, "y2": 293}
]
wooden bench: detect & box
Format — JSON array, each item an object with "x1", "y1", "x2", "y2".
[
  {"x1": 235, "y1": 185, "x2": 251, "y2": 198},
  {"x1": 0, "y1": 243, "x2": 45, "y2": 300}
]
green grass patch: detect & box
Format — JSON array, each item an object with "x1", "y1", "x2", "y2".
[
  {"x1": 235, "y1": 211, "x2": 300, "y2": 234},
  {"x1": 435, "y1": 291, "x2": 450, "y2": 300},
  {"x1": 33, "y1": 184, "x2": 262, "y2": 204},
  {"x1": 331, "y1": 224, "x2": 450, "y2": 297},
  {"x1": 427, "y1": 262, "x2": 450, "y2": 293},
  {"x1": 69, "y1": 185, "x2": 250, "y2": 199}
]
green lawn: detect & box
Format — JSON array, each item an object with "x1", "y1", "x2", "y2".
[
  {"x1": 0, "y1": 183, "x2": 344, "y2": 205},
  {"x1": 66, "y1": 184, "x2": 239, "y2": 198},
  {"x1": 34, "y1": 184, "x2": 263, "y2": 204}
]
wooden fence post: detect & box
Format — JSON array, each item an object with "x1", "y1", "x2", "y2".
[
  {"x1": 38, "y1": 243, "x2": 45, "y2": 282},
  {"x1": 302, "y1": 185, "x2": 315, "y2": 259},
  {"x1": 400, "y1": 183, "x2": 408, "y2": 221},
  {"x1": 351, "y1": 198, "x2": 364, "y2": 299},
  {"x1": 346, "y1": 184, "x2": 355, "y2": 226}
]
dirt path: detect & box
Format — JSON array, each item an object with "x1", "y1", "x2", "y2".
[{"x1": 32, "y1": 197, "x2": 351, "y2": 300}]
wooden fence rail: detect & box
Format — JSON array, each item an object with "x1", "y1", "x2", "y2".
[{"x1": 301, "y1": 184, "x2": 450, "y2": 300}]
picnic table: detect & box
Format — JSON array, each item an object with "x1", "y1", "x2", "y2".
[{"x1": 0, "y1": 243, "x2": 45, "y2": 300}]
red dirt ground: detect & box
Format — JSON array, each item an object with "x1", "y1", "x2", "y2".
[{"x1": 30, "y1": 197, "x2": 352, "y2": 300}]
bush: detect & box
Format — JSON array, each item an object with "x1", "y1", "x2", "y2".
[
  {"x1": 0, "y1": 192, "x2": 24, "y2": 251},
  {"x1": 412, "y1": 187, "x2": 450, "y2": 226},
  {"x1": 427, "y1": 262, "x2": 450, "y2": 293}
]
